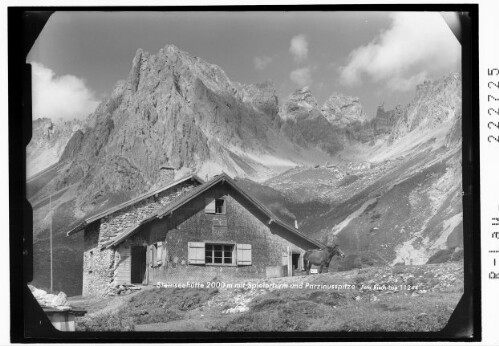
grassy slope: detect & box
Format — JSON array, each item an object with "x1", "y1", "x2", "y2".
[{"x1": 70, "y1": 261, "x2": 463, "y2": 332}]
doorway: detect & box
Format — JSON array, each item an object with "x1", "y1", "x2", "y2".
[
  {"x1": 131, "y1": 246, "x2": 146, "y2": 284},
  {"x1": 291, "y1": 253, "x2": 300, "y2": 274}
]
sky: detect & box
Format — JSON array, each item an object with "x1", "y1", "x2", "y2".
[{"x1": 27, "y1": 11, "x2": 461, "y2": 121}]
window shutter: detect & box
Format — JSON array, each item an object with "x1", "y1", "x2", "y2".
[
  {"x1": 153, "y1": 246, "x2": 157, "y2": 266},
  {"x1": 188, "y1": 242, "x2": 205, "y2": 264},
  {"x1": 281, "y1": 250, "x2": 289, "y2": 266},
  {"x1": 205, "y1": 199, "x2": 216, "y2": 214},
  {"x1": 161, "y1": 242, "x2": 168, "y2": 264},
  {"x1": 156, "y1": 242, "x2": 163, "y2": 265},
  {"x1": 146, "y1": 245, "x2": 152, "y2": 266},
  {"x1": 236, "y1": 243, "x2": 252, "y2": 266}
]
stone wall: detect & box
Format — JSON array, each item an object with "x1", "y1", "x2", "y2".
[
  {"x1": 82, "y1": 222, "x2": 115, "y2": 296},
  {"x1": 98, "y1": 182, "x2": 197, "y2": 248}
]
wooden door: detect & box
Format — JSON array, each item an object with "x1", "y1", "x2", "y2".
[{"x1": 131, "y1": 246, "x2": 146, "y2": 284}]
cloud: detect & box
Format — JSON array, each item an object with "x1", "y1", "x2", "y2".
[
  {"x1": 253, "y1": 56, "x2": 273, "y2": 70},
  {"x1": 31, "y1": 62, "x2": 100, "y2": 120},
  {"x1": 339, "y1": 12, "x2": 461, "y2": 91},
  {"x1": 290, "y1": 66, "x2": 312, "y2": 87},
  {"x1": 289, "y1": 34, "x2": 309, "y2": 63}
]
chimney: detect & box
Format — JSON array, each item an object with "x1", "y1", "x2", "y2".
[
  {"x1": 158, "y1": 165, "x2": 175, "y2": 186},
  {"x1": 294, "y1": 220, "x2": 299, "y2": 229}
]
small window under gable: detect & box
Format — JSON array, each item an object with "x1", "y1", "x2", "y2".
[
  {"x1": 215, "y1": 198, "x2": 225, "y2": 214},
  {"x1": 205, "y1": 198, "x2": 226, "y2": 214}
]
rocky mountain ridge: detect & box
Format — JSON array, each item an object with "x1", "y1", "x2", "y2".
[{"x1": 38, "y1": 44, "x2": 395, "y2": 211}]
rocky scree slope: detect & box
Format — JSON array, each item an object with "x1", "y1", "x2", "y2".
[{"x1": 27, "y1": 118, "x2": 84, "y2": 178}]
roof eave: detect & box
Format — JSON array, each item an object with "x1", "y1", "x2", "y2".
[{"x1": 66, "y1": 221, "x2": 87, "y2": 236}]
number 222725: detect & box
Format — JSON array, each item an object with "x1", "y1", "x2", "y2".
[{"x1": 488, "y1": 68, "x2": 499, "y2": 143}]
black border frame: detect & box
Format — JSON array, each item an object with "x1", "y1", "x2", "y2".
[{"x1": 9, "y1": 4, "x2": 480, "y2": 342}]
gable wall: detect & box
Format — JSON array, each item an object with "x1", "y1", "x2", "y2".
[
  {"x1": 98, "y1": 182, "x2": 198, "y2": 248},
  {"x1": 81, "y1": 180, "x2": 199, "y2": 296},
  {"x1": 82, "y1": 222, "x2": 115, "y2": 296}
]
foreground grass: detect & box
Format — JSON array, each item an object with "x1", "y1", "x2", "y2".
[
  {"x1": 75, "y1": 262, "x2": 463, "y2": 332},
  {"x1": 217, "y1": 289, "x2": 459, "y2": 332},
  {"x1": 76, "y1": 287, "x2": 218, "y2": 331}
]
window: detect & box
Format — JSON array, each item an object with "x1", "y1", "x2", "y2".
[
  {"x1": 215, "y1": 199, "x2": 225, "y2": 214},
  {"x1": 205, "y1": 198, "x2": 226, "y2": 214},
  {"x1": 187, "y1": 242, "x2": 251, "y2": 266},
  {"x1": 205, "y1": 244, "x2": 234, "y2": 264}
]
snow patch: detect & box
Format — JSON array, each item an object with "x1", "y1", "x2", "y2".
[
  {"x1": 391, "y1": 239, "x2": 428, "y2": 265},
  {"x1": 430, "y1": 212, "x2": 463, "y2": 250},
  {"x1": 240, "y1": 151, "x2": 297, "y2": 169}
]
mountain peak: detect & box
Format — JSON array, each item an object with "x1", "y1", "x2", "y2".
[
  {"x1": 288, "y1": 86, "x2": 317, "y2": 108},
  {"x1": 321, "y1": 92, "x2": 365, "y2": 127}
]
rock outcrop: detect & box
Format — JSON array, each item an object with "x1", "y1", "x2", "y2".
[
  {"x1": 280, "y1": 86, "x2": 318, "y2": 121},
  {"x1": 389, "y1": 72, "x2": 462, "y2": 142},
  {"x1": 279, "y1": 87, "x2": 344, "y2": 155},
  {"x1": 321, "y1": 92, "x2": 366, "y2": 127}
]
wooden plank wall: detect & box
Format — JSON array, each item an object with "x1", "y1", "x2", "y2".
[{"x1": 114, "y1": 245, "x2": 131, "y2": 285}]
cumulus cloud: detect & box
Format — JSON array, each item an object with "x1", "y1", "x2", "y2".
[
  {"x1": 253, "y1": 56, "x2": 273, "y2": 70},
  {"x1": 289, "y1": 34, "x2": 309, "y2": 63},
  {"x1": 31, "y1": 62, "x2": 100, "y2": 120},
  {"x1": 339, "y1": 12, "x2": 461, "y2": 91},
  {"x1": 290, "y1": 66, "x2": 313, "y2": 87}
]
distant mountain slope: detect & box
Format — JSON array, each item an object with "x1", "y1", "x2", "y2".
[
  {"x1": 27, "y1": 118, "x2": 83, "y2": 177},
  {"x1": 262, "y1": 73, "x2": 462, "y2": 265}
]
